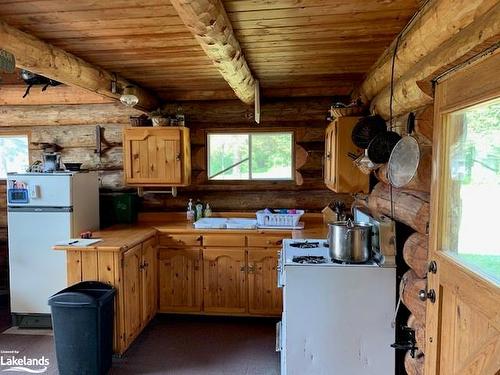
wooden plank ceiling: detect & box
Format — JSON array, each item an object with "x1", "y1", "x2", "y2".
[{"x1": 0, "y1": 0, "x2": 420, "y2": 102}]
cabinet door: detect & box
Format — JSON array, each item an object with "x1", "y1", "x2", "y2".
[
  {"x1": 203, "y1": 248, "x2": 247, "y2": 314},
  {"x1": 123, "y1": 128, "x2": 182, "y2": 185},
  {"x1": 324, "y1": 126, "x2": 332, "y2": 184},
  {"x1": 329, "y1": 122, "x2": 338, "y2": 188},
  {"x1": 159, "y1": 248, "x2": 203, "y2": 312},
  {"x1": 141, "y1": 238, "x2": 157, "y2": 324},
  {"x1": 122, "y1": 244, "x2": 142, "y2": 345},
  {"x1": 247, "y1": 248, "x2": 282, "y2": 315}
]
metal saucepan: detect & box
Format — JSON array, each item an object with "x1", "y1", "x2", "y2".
[{"x1": 327, "y1": 219, "x2": 373, "y2": 263}]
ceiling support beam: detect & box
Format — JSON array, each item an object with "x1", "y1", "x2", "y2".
[
  {"x1": 0, "y1": 20, "x2": 159, "y2": 112},
  {"x1": 359, "y1": 0, "x2": 499, "y2": 102},
  {"x1": 169, "y1": 0, "x2": 256, "y2": 104}
]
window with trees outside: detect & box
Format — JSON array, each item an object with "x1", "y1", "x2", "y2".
[
  {"x1": 207, "y1": 132, "x2": 293, "y2": 181},
  {"x1": 0, "y1": 133, "x2": 30, "y2": 179}
]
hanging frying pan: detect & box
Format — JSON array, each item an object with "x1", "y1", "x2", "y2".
[
  {"x1": 366, "y1": 130, "x2": 401, "y2": 164},
  {"x1": 351, "y1": 115, "x2": 387, "y2": 149},
  {"x1": 387, "y1": 112, "x2": 432, "y2": 191}
]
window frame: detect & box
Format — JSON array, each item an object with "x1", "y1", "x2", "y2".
[
  {"x1": 0, "y1": 130, "x2": 31, "y2": 180},
  {"x1": 205, "y1": 129, "x2": 295, "y2": 183}
]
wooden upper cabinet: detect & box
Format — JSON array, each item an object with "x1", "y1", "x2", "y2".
[
  {"x1": 123, "y1": 127, "x2": 191, "y2": 186},
  {"x1": 324, "y1": 117, "x2": 369, "y2": 193},
  {"x1": 247, "y1": 248, "x2": 282, "y2": 316}
]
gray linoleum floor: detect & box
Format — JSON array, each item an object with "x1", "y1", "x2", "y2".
[{"x1": 0, "y1": 315, "x2": 280, "y2": 375}]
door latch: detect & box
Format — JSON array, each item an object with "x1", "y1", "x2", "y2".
[
  {"x1": 428, "y1": 260, "x2": 437, "y2": 274},
  {"x1": 418, "y1": 288, "x2": 436, "y2": 303},
  {"x1": 391, "y1": 326, "x2": 418, "y2": 358}
]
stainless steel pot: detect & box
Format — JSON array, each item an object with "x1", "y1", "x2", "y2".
[{"x1": 327, "y1": 219, "x2": 372, "y2": 263}]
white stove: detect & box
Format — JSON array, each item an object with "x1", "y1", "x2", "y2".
[
  {"x1": 281, "y1": 238, "x2": 381, "y2": 267},
  {"x1": 277, "y1": 225, "x2": 396, "y2": 374}
]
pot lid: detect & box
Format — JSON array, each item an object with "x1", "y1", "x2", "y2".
[
  {"x1": 328, "y1": 220, "x2": 372, "y2": 229},
  {"x1": 388, "y1": 136, "x2": 421, "y2": 188}
]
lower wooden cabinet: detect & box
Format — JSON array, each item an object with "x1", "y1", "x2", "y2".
[
  {"x1": 203, "y1": 247, "x2": 247, "y2": 314},
  {"x1": 65, "y1": 234, "x2": 158, "y2": 355},
  {"x1": 141, "y1": 237, "x2": 158, "y2": 324},
  {"x1": 247, "y1": 248, "x2": 282, "y2": 315},
  {"x1": 158, "y1": 237, "x2": 285, "y2": 317},
  {"x1": 158, "y1": 248, "x2": 203, "y2": 312},
  {"x1": 123, "y1": 244, "x2": 143, "y2": 347}
]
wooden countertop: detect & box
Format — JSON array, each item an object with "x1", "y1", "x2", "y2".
[
  {"x1": 53, "y1": 216, "x2": 328, "y2": 253},
  {"x1": 53, "y1": 226, "x2": 157, "y2": 252}
]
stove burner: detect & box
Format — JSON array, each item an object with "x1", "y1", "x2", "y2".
[
  {"x1": 292, "y1": 256, "x2": 328, "y2": 264},
  {"x1": 289, "y1": 241, "x2": 320, "y2": 249}
]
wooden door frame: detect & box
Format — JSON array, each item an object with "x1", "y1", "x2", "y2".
[{"x1": 425, "y1": 50, "x2": 500, "y2": 374}]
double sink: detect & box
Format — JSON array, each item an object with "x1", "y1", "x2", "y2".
[{"x1": 193, "y1": 217, "x2": 258, "y2": 230}]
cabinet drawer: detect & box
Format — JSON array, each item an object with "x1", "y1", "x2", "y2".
[
  {"x1": 203, "y1": 234, "x2": 245, "y2": 247},
  {"x1": 159, "y1": 234, "x2": 202, "y2": 247},
  {"x1": 247, "y1": 235, "x2": 286, "y2": 248}
]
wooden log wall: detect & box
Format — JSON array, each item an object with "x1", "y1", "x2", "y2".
[
  {"x1": 140, "y1": 97, "x2": 353, "y2": 212},
  {"x1": 353, "y1": 107, "x2": 433, "y2": 375},
  {"x1": 0, "y1": 90, "x2": 350, "y2": 213}
]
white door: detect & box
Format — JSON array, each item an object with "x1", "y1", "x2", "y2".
[{"x1": 8, "y1": 210, "x2": 71, "y2": 314}]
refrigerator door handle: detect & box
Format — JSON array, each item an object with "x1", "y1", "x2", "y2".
[
  {"x1": 8, "y1": 206, "x2": 73, "y2": 213},
  {"x1": 276, "y1": 321, "x2": 282, "y2": 352}
]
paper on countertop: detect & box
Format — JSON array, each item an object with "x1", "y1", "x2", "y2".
[{"x1": 55, "y1": 239, "x2": 102, "y2": 247}]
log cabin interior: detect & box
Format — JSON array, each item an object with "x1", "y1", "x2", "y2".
[{"x1": 0, "y1": 0, "x2": 498, "y2": 374}]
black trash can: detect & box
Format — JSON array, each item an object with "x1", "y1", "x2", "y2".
[{"x1": 48, "y1": 281, "x2": 116, "y2": 375}]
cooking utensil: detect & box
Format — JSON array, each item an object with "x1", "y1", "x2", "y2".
[
  {"x1": 366, "y1": 131, "x2": 401, "y2": 164},
  {"x1": 64, "y1": 162, "x2": 82, "y2": 171},
  {"x1": 354, "y1": 149, "x2": 380, "y2": 174},
  {"x1": 387, "y1": 112, "x2": 432, "y2": 191},
  {"x1": 351, "y1": 115, "x2": 387, "y2": 149},
  {"x1": 327, "y1": 219, "x2": 373, "y2": 263}
]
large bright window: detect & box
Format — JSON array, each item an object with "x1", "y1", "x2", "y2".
[
  {"x1": 442, "y1": 99, "x2": 500, "y2": 282},
  {"x1": 207, "y1": 132, "x2": 293, "y2": 180},
  {"x1": 0, "y1": 133, "x2": 29, "y2": 178}
]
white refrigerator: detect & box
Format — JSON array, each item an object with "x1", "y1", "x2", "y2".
[{"x1": 7, "y1": 172, "x2": 99, "y2": 324}]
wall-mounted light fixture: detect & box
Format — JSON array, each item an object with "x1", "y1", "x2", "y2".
[{"x1": 120, "y1": 85, "x2": 139, "y2": 107}]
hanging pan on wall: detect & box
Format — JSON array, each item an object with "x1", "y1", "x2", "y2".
[
  {"x1": 351, "y1": 115, "x2": 387, "y2": 149},
  {"x1": 366, "y1": 129, "x2": 401, "y2": 164},
  {"x1": 387, "y1": 112, "x2": 432, "y2": 192}
]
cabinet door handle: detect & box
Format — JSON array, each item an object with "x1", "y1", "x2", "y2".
[{"x1": 176, "y1": 153, "x2": 181, "y2": 161}]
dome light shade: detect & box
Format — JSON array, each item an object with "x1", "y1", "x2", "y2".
[{"x1": 120, "y1": 85, "x2": 139, "y2": 107}]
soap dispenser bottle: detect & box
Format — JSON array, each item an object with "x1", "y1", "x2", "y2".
[
  {"x1": 195, "y1": 199, "x2": 203, "y2": 221},
  {"x1": 186, "y1": 199, "x2": 195, "y2": 222},
  {"x1": 204, "y1": 203, "x2": 212, "y2": 218}
]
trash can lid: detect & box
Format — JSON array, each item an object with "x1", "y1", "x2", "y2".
[{"x1": 48, "y1": 281, "x2": 115, "y2": 307}]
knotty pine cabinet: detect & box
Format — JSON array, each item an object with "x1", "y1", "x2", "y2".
[
  {"x1": 247, "y1": 248, "x2": 282, "y2": 315},
  {"x1": 324, "y1": 117, "x2": 369, "y2": 193},
  {"x1": 158, "y1": 248, "x2": 203, "y2": 312},
  {"x1": 65, "y1": 235, "x2": 158, "y2": 355},
  {"x1": 203, "y1": 247, "x2": 247, "y2": 314},
  {"x1": 123, "y1": 127, "x2": 191, "y2": 186},
  {"x1": 157, "y1": 233, "x2": 287, "y2": 317}
]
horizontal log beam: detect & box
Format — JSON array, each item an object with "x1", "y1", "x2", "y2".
[
  {"x1": 403, "y1": 233, "x2": 429, "y2": 279},
  {"x1": 369, "y1": 3, "x2": 500, "y2": 118},
  {"x1": 359, "y1": 0, "x2": 498, "y2": 101},
  {"x1": 368, "y1": 182, "x2": 430, "y2": 234},
  {"x1": 0, "y1": 85, "x2": 115, "y2": 105},
  {"x1": 169, "y1": 0, "x2": 256, "y2": 104},
  {"x1": 0, "y1": 20, "x2": 160, "y2": 111}
]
